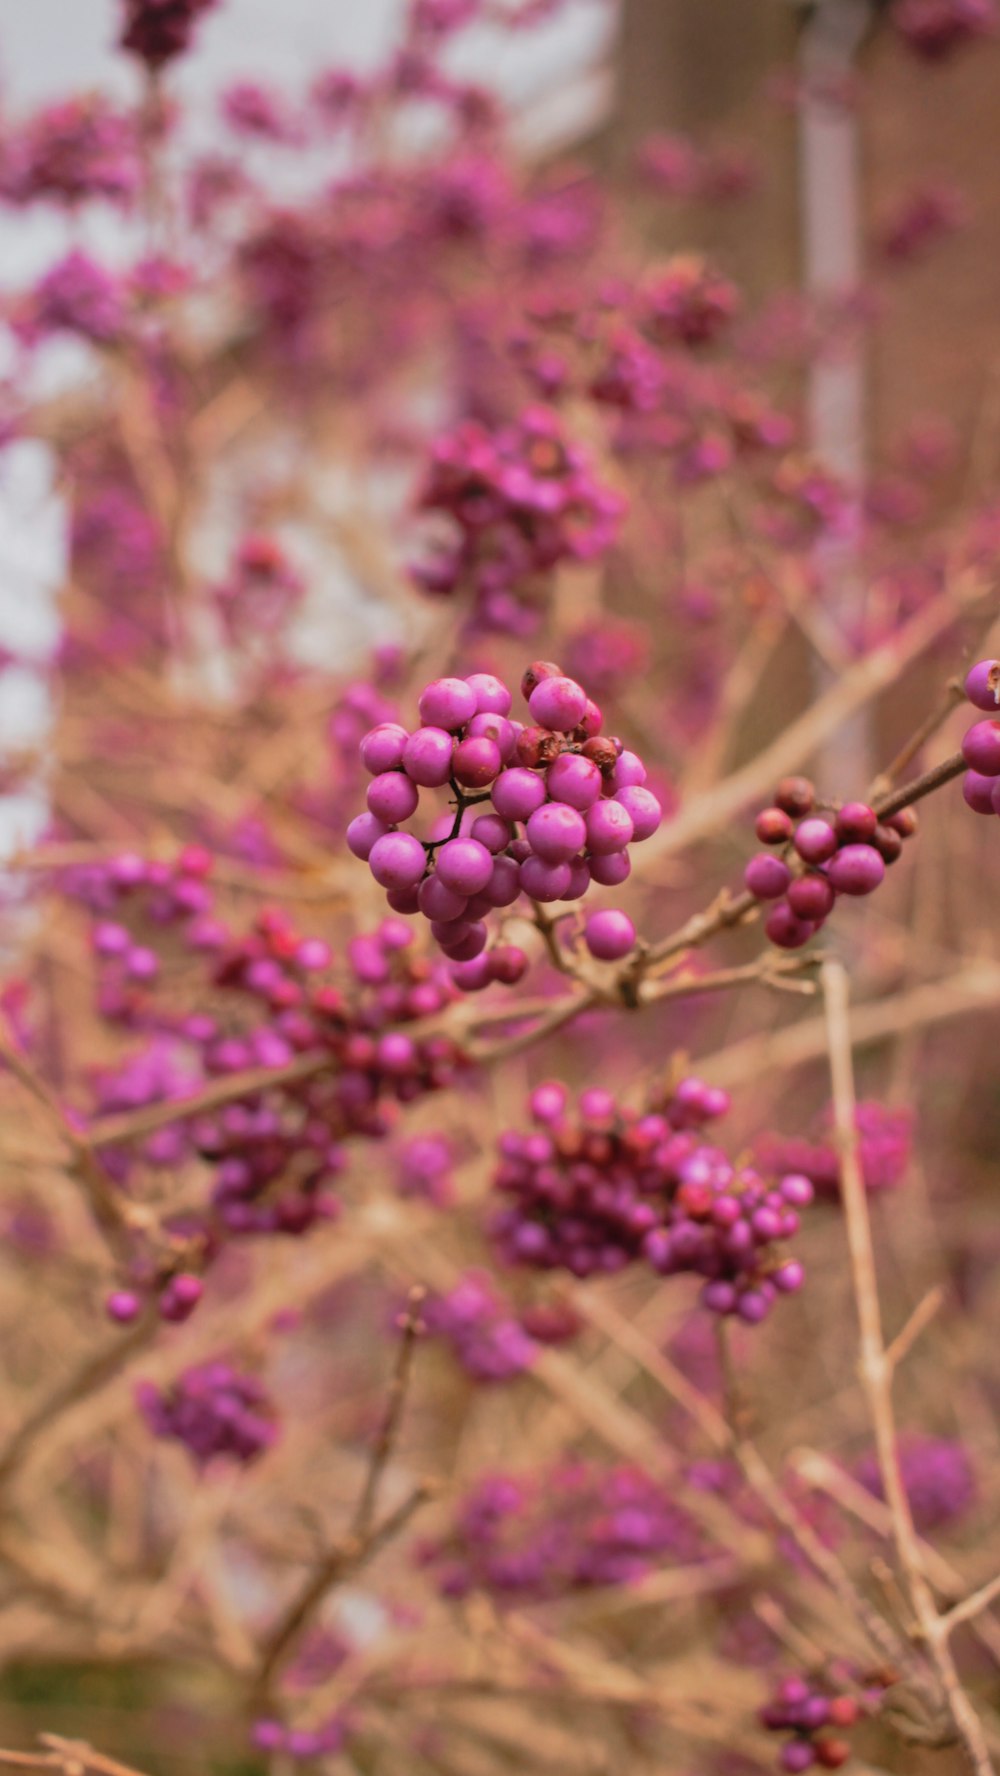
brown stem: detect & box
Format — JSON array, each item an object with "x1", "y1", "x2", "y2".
[{"x1": 822, "y1": 960, "x2": 994, "y2": 1776}]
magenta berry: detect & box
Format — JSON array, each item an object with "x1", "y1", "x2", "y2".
[
  {"x1": 452, "y1": 736, "x2": 502, "y2": 787},
  {"x1": 466, "y1": 672, "x2": 513, "y2": 716},
  {"x1": 366, "y1": 771, "x2": 420, "y2": 823},
  {"x1": 614, "y1": 784, "x2": 662, "y2": 840},
  {"x1": 964, "y1": 657, "x2": 1000, "y2": 711},
  {"x1": 765, "y1": 901, "x2": 816, "y2": 949},
  {"x1": 368, "y1": 831, "x2": 427, "y2": 891},
  {"x1": 402, "y1": 726, "x2": 455, "y2": 787},
  {"x1": 527, "y1": 674, "x2": 588, "y2": 731},
  {"x1": 436, "y1": 838, "x2": 494, "y2": 896},
  {"x1": 585, "y1": 798, "x2": 634, "y2": 854},
  {"x1": 962, "y1": 770, "x2": 996, "y2": 814},
  {"x1": 793, "y1": 818, "x2": 838, "y2": 865},
  {"x1": 961, "y1": 718, "x2": 1000, "y2": 776},
  {"x1": 744, "y1": 853, "x2": 792, "y2": 900},
  {"x1": 756, "y1": 806, "x2": 793, "y2": 844},
  {"x1": 584, "y1": 909, "x2": 636, "y2": 960},
  {"x1": 418, "y1": 676, "x2": 477, "y2": 731},
  {"x1": 526, "y1": 802, "x2": 587, "y2": 863},
  {"x1": 787, "y1": 874, "x2": 835, "y2": 921},
  {"x1": 835, "y1": 801, "x2": 877, "y2": 842},
  {"x1": 546, "y1": 752, "x2": 603, "y2": 809},
  {"x1": 825, "y1": 843, "x2": 885, "y2": 896},
  {"x1": 360, "y1": 721, "x2": 408, "y2": 774}
]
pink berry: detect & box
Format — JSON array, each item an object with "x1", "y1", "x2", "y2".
[
  {"x1": 470, "y1": 813, "x2": 512, "y2": 853},
  {"x1": 106, "y1": 1289, "x2": 141, "y2": 1324},
  {"x1": 360, "y1": 722, "x2": 409, "y2": 775},
  {"x1": 438, "y1": 921, "x2": 488, "y2": 961},
  {"x1": 519, "y1": 856, "x2": 571, "y2": 901},
  {"x1": 418, "y1": 874, "x2": 468, "y2": 922},
  {"x1": 962, "y1": 769, "x2": 996, "y2": 814},
  {"x1": 402, "y1": 726, "x2": 454, "y2": 787},
  {"x1": 526, "y1": 801, "x2": 587, "y2": 863},
  {"x1": 527, "y1": 675, "x2": 589, "y2": 732},
  {"x1": 480, "y1": 855, "x2": 521, "y2": 907},
  {"x1": 491, "y1": 767, "x2": 547, "y2": 822},
  {"x1": 755, "y1": 806, "x2": 793, "y2": 845},
  {"x1": 611, "y1": 749, "x2": 647, "y2": 790},
  {"x1": 435, "y1": 837, "x2": 493, "y2": 896},
  {"x1": 825, "y1": 843, "x2": 885, "y2": 895},
  {"x1": 584, "y1": 909, "x2": 636, "y2": 960},
  {"x1": 744, "y1": 853, "x2": 791, "y2": 900},
  {"x1": 962, "y1": 718, "x2": 1000, "y2": 776},
  {"x1": 965, "y1": 658, "x2": 1000, "y2": 711},
  {"x1": 765, "y1": 901, "x2": 816, "y2": 949},
  {"x1": 614, "y1": 784, "x2": 662, "y2": 841},
  {"x1": 467, "y1": 713, "x2": 516, "y2": 760},
  {"x1": 585, "y1": 798, "x2": 634, "y2": 854},
  {"x1": 835, "y1": 801, "x2": 877, "y2": 842},
  {"x1": 793, "y1": 818, "x2": 838, "y2": 864},
  {"x1": 366, "y1": 771, "x2": 419, "y2": 823},
  {"x1": 787, "y1": 874, "x2": 835, "y2": 920},
  {"x1": 452, "y1": 736, "x2": 502, "y2": 787},
  {"x1": 545, "y1": 752, "x2": 603, "y2": 810},
  {"x1": 588, "y1": 849, "x2": 631, "y2": 886},
  {"x1": 450, "y1": 954, "x2": 494, "y2": 992},
  {"x1": 466, "y1": 672, "x2": 512, "y2": 716},
  {"x1": 369, "y1": 831, "x2": 427, "y2": 891},
  {"x1": 418, "y1": 677, "x2": 477, "y2": 731},
  {"x1": 490, "y1": 944, "x2": 529, "y2": 984}
]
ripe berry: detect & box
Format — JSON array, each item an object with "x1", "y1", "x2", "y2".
[
  {"x1": 402, "y1": 726, "x2": 454, "y2": 787},
  {"x1": 825, "y1": 844, "x2": 885, "y2": 895},
  {"x1": 452, "y1": 736, "x2": 502, "y2": 787},
  {"x1": 436, "y1": 838, "x2": 494, "y2": 896},
  {"x1": 794, "y1": 818, "x2": 838, "y2": 864},
  {"x1": 775, "y1": 776, "x2": 815, "y2": 817},
  {"x1": 787, "y1": 874, "x2": 835, "y2": 920},
  {"x1": 962, "y1": 719, "x2": 1000, "y2": 776},
  {"x1": 835, "y1": 801, "x2": 877, "y2": 842},
  {"x1": 418, "y1": 676, "x2": 477, "y2": 731},
  {"x1": 765, "y1": 901, "x2": 815, "y2": 949},
  {"x1": 744, "y1": 854, "x2": 792, "y2": 900},
  {"x1": 965, "y1": 657, "x2": 1000, "y2": 711},
  {"x1": 585, "y1": 798, "x2": 634, "y2": 854},
  {"x1": 528, "y1": 675, "x2": 589, "y2": 732},
  {"x1": 520, "y1": 660, "x2": 562, "y2": 700},
  {"x1": 756, "y1": 806, "x2": 793, "y2": 845},
  {"x1": 583, "y1": 909, "x2": 636, "y2": 961},
  {"x1": 369, "y1": 832, "x2": 427, "y2": 891}
]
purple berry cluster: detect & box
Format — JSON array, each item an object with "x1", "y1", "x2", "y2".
[
  {"x1": 892, "y1": 0, "x2": 996, "y2": 61},
  {"x1": 490, "y1": 1078, "x2": 810, "y2": 1322},
  {"x1": 350, "y1": 661, "x2": 662, "y2": 988},
  {"x1": 252, "y1": 1716, "x2": 350, "y2": 1762},
  {"x1": 135, "y1": 1361, "x2": 278, "y2": 1467},
  {"x1": 960, "y1": 658, "x2": 1000, "y2": 813},
  {"x1": 746, "y1": 776, "x2": 916, "y2": 950},
  {"x1": 410, "y1": 405, "x2": 626, "y2": 632},
  {"x1": 422, "y1": 1271, "x2": 539, "y2": 1382},
  {"x1": 760, "y1": 1668, "x2": 889, "y2": 1771},
  {"x1": 855, "y1": 1434, "x2": 976, "y2": 1533},
  {"x1": 418, "y1": 1462, "x2": 706, "y2": 1601},
  {"x1": 755, "y1": 1100, "x2": 913, "y2": 1199},
  {"x1": 639, "y1": 252, "x2": 740, "y2": 348},
  {"x1": 59, "y1": 853, "x2": 470, "y2": 1322},
  {"x1": 119, "y1": 0, "x2": 219, "y2": 69}
]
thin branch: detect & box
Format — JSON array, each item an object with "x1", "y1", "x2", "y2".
[{"x1": 822, "y1": 959, "x2": 995, "y2": 1776}]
